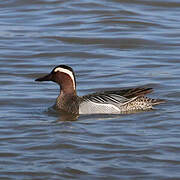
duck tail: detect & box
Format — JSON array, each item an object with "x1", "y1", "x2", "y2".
[{"x1": 150, "y1": 98, "x2": 166, "y2": 105}]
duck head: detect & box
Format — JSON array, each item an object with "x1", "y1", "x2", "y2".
[{"x1": 35, "y1": 65, "x2": 76, "y2": 93}]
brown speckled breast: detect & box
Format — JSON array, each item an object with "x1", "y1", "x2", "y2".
[{"x1": 55, "y1": 94, "x2": 82, "y2": 114}]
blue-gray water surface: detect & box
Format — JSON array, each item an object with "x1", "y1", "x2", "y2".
[{"x1": 0, "y1": 0, "x2": 180, "y2": 179}]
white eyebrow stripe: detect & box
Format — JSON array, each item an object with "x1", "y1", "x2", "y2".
[{"x1": 54, "y1": 67, "x2": 76, "y2": 89}]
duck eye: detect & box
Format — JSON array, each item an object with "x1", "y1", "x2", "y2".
[{"x1": 51, "y1": 70, "x2": 57, "y2": 74}]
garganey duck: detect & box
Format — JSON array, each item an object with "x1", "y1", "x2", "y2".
[{"x1": 35, "y1": 65, "x2": 164, "y2": 114}]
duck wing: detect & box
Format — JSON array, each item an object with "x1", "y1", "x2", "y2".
[
  {"x1": 82, "y1": 87, "x2": 153, "y2": 105},
  {"x1": 103, "y1": 87, "x2": 153, "y2": 99}
]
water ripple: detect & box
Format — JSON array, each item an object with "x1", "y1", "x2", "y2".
[{"x1": 0, "y1": 0, "x2": 179, "y2": 179}]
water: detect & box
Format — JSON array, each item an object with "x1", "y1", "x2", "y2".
[{"x1": 0, "y1": 0, "x2": 180, "y2": 179}]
